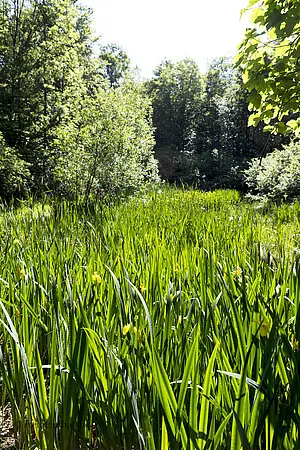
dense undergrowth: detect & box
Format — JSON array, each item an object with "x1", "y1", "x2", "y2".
[{"x1": 0, "y1": 188, "x2": 300, "y2": 449}]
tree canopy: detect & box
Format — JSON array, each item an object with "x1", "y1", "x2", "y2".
[
  {"x1": 236, "y1": 0, "x2": 300, "y2": 135},
  {"x1": 99, "y1": 43, "x2": 131, "y2": 88},
  {"x1": 0, "y1": 0, "x2": 158, "y2": 199},
  {"x1": 145, "y1": 57, "x2": 278, "y2": 188}
]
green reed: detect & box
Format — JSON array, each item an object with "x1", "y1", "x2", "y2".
[{"x1": 0, "y1": 189, "x2": 299, "y2": 449}]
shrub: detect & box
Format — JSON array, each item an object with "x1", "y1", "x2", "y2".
[
  {"x1": 244, "y1": 140, "x2": 300, "y2": 201},
  {"x1": 0, "y1": 132, "x2": 30, "y2": 199}
]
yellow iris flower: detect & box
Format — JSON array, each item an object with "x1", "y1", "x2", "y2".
[{"x1": 92, "y1": 272, "x2": 102, "y2": 284}]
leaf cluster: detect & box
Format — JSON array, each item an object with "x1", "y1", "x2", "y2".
[
  {"x1": 244, "y1": 139, "x2": 300, "y2": 200},
  {"x1": 237, "y1": 0, "x2": 300, "y2": 135}
]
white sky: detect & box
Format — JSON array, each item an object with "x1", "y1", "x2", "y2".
[{"x1": 81, "y1": 0, "x2": 250, "y2": 79}]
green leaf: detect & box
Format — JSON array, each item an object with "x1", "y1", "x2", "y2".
[
  {"x1": 231, "y1": 367, "x2": 248, "y2": 450},
  {"x1": 198, "y1": 341, "x2": 219, "y2": 449},
  {"x1": 274, "y1": 42, "x2": 288, "y2": 57},
  {"x1": 126, "y1": 278, "x2": 153, "y2": 340},
  {"x1": 213, "y1": 412, "x2": 233, "y2": 448},
  {"x1": 177, "y1": 330, "x2": 199, "y2": 417},
  {"x1": 286, "y1": 119, "x2": 299, "y2": 131},
  {"x1": 248, "y1": 113, "x2": 261, "y2": 127},
  {"x1": 248, "y1": 91, "x2": 262, "y2": 110},
  {"x1": 263, "y1": 124, "x2": 273, "y2": 132},
  {"x1": 161, "y1": 416, "x2": 169, "y2": 449},
  {"x1": 266, "y1": 10, "x2": 283, "y2": 31},
  {"x1": 250, "y1": 7, "x2": 265, "y2": 24},
  {"x1": 276, "y1": 122, "x2": 288, "y2": 133},
  {"x1": 248, "y1": 0, "x2": 261, "y2": 7},
  {"x1": 151, "y1": 346, "x2": 177, "y2": 436},
  {"x1": 233, "y1": 411, "x2": 251, "y2": 450},
  {"x1": 242, "y1": 70, "x2": 250, "y2": 84}
]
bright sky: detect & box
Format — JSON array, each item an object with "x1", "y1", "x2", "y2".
[{"x1": 81, "y1": 0, "x2": 250, "y2": 79}]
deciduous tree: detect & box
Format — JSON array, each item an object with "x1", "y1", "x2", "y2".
[
  {"x1": 146, "y1": 59, "x2": 204, "y2": 180},
  {"x1": 236, "y1": 0, "x2": 300, "y2": 135},
  {"x1": 99, "y1": 43, "x2": 131, "y2": 88},
  {"x1": 53, "y1": 79, "x2": 159, "y2": 198},
  {"x1": 0, "y1": 0, "x2": 94, "y2": 188}
]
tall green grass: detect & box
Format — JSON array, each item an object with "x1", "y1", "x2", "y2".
[{"x1": 0, "y1": 188, "x2": 299, "y2": 449}]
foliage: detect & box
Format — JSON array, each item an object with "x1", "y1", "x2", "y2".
[
  {"x1": 0, "y1": 132, "x2": 29, "y2": 199},
  {"x1": 0, "y1": 189, "x2": 300, "y2": 448},
  {"x1": 146, "y1": 59, "x2": 204, "y2": 181},
  {"x1": 53, "y1": 80, "x2": 159, "y2": 198},
  {"x1": 244, "y1": 139, "x2": 300, "y2": 200},
  {"x1": 146, "y1": 57, "x2": 280, "y2": 188},
  {"x1": 0, "y1": 0, "x2": 92, "y2": 187},
  {"x1": 0, "y1": 1, "x2": 158, "y2": 199},
  {"x1": 236, "y1": 0, "x2": 300, "y2": 135},
  {"x1": 99, "y1": 43, "x2": 131, "y2": 88}
]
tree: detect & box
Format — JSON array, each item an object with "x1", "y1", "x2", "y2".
[
  {"x1": 145, "y1": 59, "x2": 205, "y2": 181},
  {"x1": 192, "y1": 58, "x2": 277, "y2": 188},
  {"x1": 236, "y1": 0, "x2": 300, "y2": 135},
  {"x1": 203, "y1": 58, "x2": 280, "y2": 159},
  {"x1": 193, "y1": 58, "x2": 247, "y2": 186},
  {"x1": 146, "y1": 57, "x2": 279, "y2": 188},
  {"x1": 99, "y1": 43, "x2": 131, "y2": 88},
  {"x1": 52, "y1": 79, "x2": 159, "y2": 199},
  {"x1": 0, "y1": 0, "x2": 94, "y2": 189},
  {"x1": 0, "y1": 1, "x2": 159, "y2": 200}
]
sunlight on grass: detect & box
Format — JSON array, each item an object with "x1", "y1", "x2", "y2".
[{"x1": 0, "y1": 188, "x2": 299, "y2": 449}]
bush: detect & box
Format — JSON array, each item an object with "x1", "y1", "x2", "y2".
[
  {"x1": 0, "y1": 132, "x2": 30, "y2": 199},
  {"x1": 244, "y1": 140, "x2": 300, "y2": 201}
]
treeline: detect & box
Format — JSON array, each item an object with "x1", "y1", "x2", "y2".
[
  {"x1": 0, "y1": 0, "x2": 293, "y2": 201},
  {"x1": 145, "y1": 58, "x2": 285, "y2": 189}
]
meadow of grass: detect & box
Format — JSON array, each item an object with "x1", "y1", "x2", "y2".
[{"x1": 0, "y1": 188, "x2": 299, "y2": 449}]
